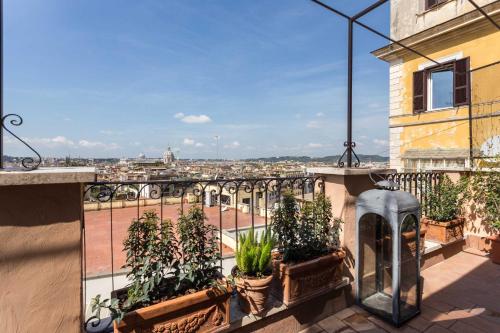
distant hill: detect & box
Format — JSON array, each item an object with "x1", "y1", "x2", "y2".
[{"x1": 242, "y1": 155, "x2": 388, "y2": 163}]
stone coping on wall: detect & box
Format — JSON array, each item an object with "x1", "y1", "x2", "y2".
[
  {"x1": 307, "y1": 167, "x2": 396, "y2": 176},
  {"x1": 0, "y1": 167, "x2": 96, "y2": 186}
]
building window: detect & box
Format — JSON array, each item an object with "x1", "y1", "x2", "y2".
[
  {"x1": 429, "y1": 66, "x2": 453, "y2": 109},
  {"x1": 425, "y1": 0, "x2": 447, "y2": 10},
  {"x1": 413, "y1": 57, "x2": 470, "y2": 113}
]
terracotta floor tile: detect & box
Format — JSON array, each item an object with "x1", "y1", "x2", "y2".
[
  {"x1": 420, "y1": 306, "x2": 456, "y2": 328},
  {"x1": 334, "y1": 308, "x2": 356, "y2": 321},
  {"x1": 423, "y1": 325, "x2": 452, "y2": 333},
  {"x1": 316, "y1": 315, "x2": 347, "y2": 333},
  {"x1": 343, "y1": 314, "x2": 382, "y2": 332},
  {"x1": 299, "y1": 324, "x2": 326, "y2": 333},
  {"x1": 423, "y1": 299, "x2": 455, "y2": 314},
  {"x1": 448, "y1": 321, "x2": 487, "y2": 333},
  {"x1": 461, "y1": 315, "x2": 500, "y2": 332},
  {"x1": 406, "y1": 314, "x2": 433, "y2": 332},
  {"x1": 366, "y1": 316, "x2": 418, "y2": 333}
]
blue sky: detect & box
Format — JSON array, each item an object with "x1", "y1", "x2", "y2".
[{"x1": 4, "y1": 0, "x2": 391, "y2": 159}]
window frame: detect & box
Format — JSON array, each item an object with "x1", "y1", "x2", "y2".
[
  {"x1": 425, "y1": 0, "x2": 448, "y2": 11},
  {"x1": 412, "y1": 57, "x2": 470, "y2": 114},
  {"x1": 426, "y1": 62, "x2": 455, "y2": 111}
]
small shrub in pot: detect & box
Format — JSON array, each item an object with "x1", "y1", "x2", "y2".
[
  {"x1": 232, "y1": 227, "x2": 275, "y2": 315},
  {"x1": 468, "y1": 170, "x2": 500, "y2": 263},
  {"x1": 271, "y1": 191, "x2": 345, "y2": 306},
  {"x1": 423, "y1": 175, "x2": 468, "y2": 244},
  {"x1": 89, "y1": 207, "x2": 231, "y2": 333}
]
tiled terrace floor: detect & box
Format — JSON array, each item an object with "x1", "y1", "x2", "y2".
[{"x1": 302, "y1": 252, "x2": 500, "y2": 333}]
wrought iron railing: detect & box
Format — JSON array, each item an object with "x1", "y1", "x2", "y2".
[
  {"x1": 388, "y1": 171, "x2": 444, "y2": 216},
  {"x1": 81, "y1": 175, "x2": 325, "y2": 331}
]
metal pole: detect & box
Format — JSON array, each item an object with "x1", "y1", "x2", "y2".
[
  {"x1": 351, "y1": 0, "x2": 388, "y2": 20},
  {"x1": 347, "y1": 18, "x2": 353, "y2": 167},
  {"x1": 467, "y1": 0, "x2": 500, "y2": 30},
  {"x1": 0, "y1": 0, "x2": 3, "y2": 169}
]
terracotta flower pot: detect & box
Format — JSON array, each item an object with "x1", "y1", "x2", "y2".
[
  {"x1": 401, "y1": 227, "x2": 427, "y2": 257},
  {"x1": 421, "y1": 217, "x2": 464, "y2": 244},
  {"x1": 488, "y1": 235, "x2": 500, "y2": 265},
  {"x1": 235, "y1": 273, "x2": 273, "y2": 315},
  {"x1": 113, "y1": 285, "x2": 232, "y2": 333},
  {"x1": 271, "y1": 250, "x2": 345, "y2": 306}
]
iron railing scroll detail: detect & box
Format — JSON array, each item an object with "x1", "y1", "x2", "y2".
[
  {"x1": 1, "y1": 113, "x2": 41, "y2": 170},
  {"x1": 337, "y1": 141, "x2": 360, "y2": 168}
]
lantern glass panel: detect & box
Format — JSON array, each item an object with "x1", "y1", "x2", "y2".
[
  {"x1": 359, "y1": 213, "x2": 393, "y2": 321},
  {"x1": 400, "y1": 214, "x2": 419, "y2": 322}
]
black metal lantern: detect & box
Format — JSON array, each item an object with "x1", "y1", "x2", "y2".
[{"x1": 355, "y1": 180, "x2": 422, "y2": 326}]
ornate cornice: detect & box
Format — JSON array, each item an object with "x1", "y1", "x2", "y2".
[{"x1": 372, "y1": 2, "x2": 500, "y2": 61}]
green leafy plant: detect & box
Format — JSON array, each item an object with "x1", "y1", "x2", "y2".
[
  {"x1": 271, "y1": 190, "x2": 299, "y2": 254},
  {"x1": 272, "y1": 191, "x2": 342, "y2": 263},
  {"x1": 177, "y1": 206, "x2": 221, "y2": 291},
  {"x1": 427, "y1": 175, "x2": 468, "y2": 222},
  {"x1": 89, "y1": 207, "x2": 221, "y2": 323},
  {"x1": 89, "y1": 294, "x2": 123, "y2": 323},
  {"x1": 468, "y1": 170, "x2": 500, "y2": 232},
  {"x1": 236, "y1": 227, "x2": 275, "y2": 277}
]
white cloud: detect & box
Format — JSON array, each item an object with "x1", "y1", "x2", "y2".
[
  {"x1": 306, "y1": 121, "x2": 322, "y2": 129},
  {"x1": 316, "y1": 112, "x2": 324, "y2": 117},
  {"x1": 78, "y1": 140, "x2": 120, "y2": 150},
  {"x1": 373, "y1": 139, "x2": 388, "y2": 146},
  {"x1": 24, "y1": 136, "x2": 75, "y2": 148},
  {"x1": 224, "y1": 141, "x2": 240, "y2": 149},
  {"x1": 183, "y1": 138, "x2": 205, "y2": 147},
  {"x1": 174, "y1": 113, "x2": 212, "y2": 124},
  {"x1": 183, "y1": 138, "x2": 195, "y2": 145},
  {"x1": 307, "y1": 143, "x2": 323, "y2": 148},
  {"x1": 7, "y1": 135, "x2": 120, "y2": 152}
]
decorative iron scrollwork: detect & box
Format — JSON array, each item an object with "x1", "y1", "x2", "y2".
[
  {"x1": 1, "y1": 113, "x2": 41, "y2": 170},
  {"x1": 337, "y1": 141, "x2": 360, "y2": 168}
]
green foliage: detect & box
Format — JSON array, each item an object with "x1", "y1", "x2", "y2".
[
  {"x1": 89, "y1": 294, "x2": 123, "y2": 323},
  {"x1": 271, "y1": 191, "x2": 299, "y2": 253},
  {"x1": 89, "y1": 207, "x2": 221, "y2": 322},
  {"x1": 177, "y1": 206, "x2": 221, "y2": 291},
  {"x1": 236, "y1": 227, "x2": 275, "y2": 277},
  {"x1": 468, "y1": 171, "x2": 500, "y2": 232},
  {"x1": 427, "y1": 175, "x2": 468, "y2": 222},
  {"x1": 272, "y1": 192, "x2": 342, "y2": 263}
]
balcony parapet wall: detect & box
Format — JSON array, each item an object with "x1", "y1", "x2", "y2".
[{"x1": 0, "y1": 168, "x2": 95, "y2": 333}]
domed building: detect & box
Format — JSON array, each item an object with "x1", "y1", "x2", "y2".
[{"x1": 163, "y1": 147, "x2": 175, "y2": 164}]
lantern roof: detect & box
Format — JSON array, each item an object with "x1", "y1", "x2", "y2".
[{"x1": 357, "y1": 188, "x2": 419, "y2": 214}]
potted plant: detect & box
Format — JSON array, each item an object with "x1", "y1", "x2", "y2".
[
  {"x1": 469, "y1": 170, "x2": 500, "y2": 264},
  {"x1": 422, "y1": 175, "x2": 468, "y2": 244},
  {"x1": 231, "y1": 227, "x2": 274, "y2": 315},
  {"x1": 89, "y1": 208, "x2": 231, "y2": 333},
  {"x1": 271, "y1": 191, "x2": 345, "y2": 306},
  {"x1": 401, "y1": 215, "x2": 427, "y2": 257}
]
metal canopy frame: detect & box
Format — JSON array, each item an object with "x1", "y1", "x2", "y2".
[
  {"x1": 311, "y1": 0, "x2": 499, "y2": 168},
  {"x1": 0, "y1": 1, "x2": 499, "y2": 170}
]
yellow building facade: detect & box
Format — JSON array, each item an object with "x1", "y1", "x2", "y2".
[{"x1": 374, "y1": 0, "x2": 499, "y2": 171}]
